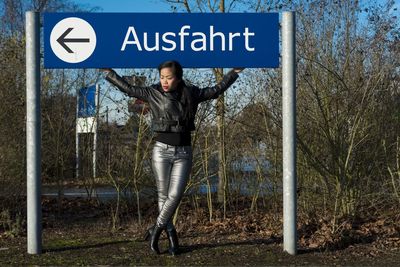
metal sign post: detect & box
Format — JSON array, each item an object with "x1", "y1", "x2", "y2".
[
  {"x1": 26, "y1": 11, "x2": 42, "y2": 255},
  {"x1": 282, "y1": 11, "x2": 297, "y2": 256},
  {"x1": 75, "y1": 88, "x2": 80, "y2": 179},
  {"x1": 93, "y1": 84, "x2": 100, "y2": 178}
]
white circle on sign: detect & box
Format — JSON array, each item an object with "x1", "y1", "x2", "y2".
[{"x1": 50, "y1": 17, "x2": 96, "y2": 63}]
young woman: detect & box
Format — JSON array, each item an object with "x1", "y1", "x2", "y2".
[{"x1": 103, "y1": 61, "x2": 244, "y2": 255}]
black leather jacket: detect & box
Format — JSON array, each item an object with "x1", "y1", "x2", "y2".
[{"x1": 106, "y1": 70, "x2": 239, "y2": 132}]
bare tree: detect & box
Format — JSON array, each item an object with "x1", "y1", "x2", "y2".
[{"x1": 292, "y1": 0, "x2": 400, "y2": 224}]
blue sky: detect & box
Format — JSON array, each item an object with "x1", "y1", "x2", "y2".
[
  {"x1": 75, "y1": 0, "x2": 400, "y2": 13},
  {"x1": 74, "y1": 0, "x2": 174, "y2": 12}
]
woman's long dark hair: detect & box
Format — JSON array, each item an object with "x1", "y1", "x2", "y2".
[
  {"x1": 158, "y1": 60, "x2": 193, "y2": 122},
  {"x1": 158, "y1": 60, "x2": 183, "y2": 81}
]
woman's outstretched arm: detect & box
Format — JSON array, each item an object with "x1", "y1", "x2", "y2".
[
  {"x1": 101, "y1": 68, "x2": 151, "y2": 101},
  {"x1": 193, "y1": 68, "x2": 245, "y2": 102}
]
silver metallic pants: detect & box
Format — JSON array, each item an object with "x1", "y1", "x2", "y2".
[{"x1": 151, "y1": 141, "x2": 192, "y2": 230}]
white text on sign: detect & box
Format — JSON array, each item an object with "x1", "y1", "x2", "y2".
[{"x1": 121, "y1": 25, "x2": 256, "y2": 52}]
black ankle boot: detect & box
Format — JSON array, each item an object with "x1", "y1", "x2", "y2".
[
  {"x1": 144, "y1": 225, "x2": 154, "y2": 241},
  {"x1": 166, "y1": 229, "x2": 179, "y2": 256},
  {"x1": 150, "y1": 225, "x2": 164, "y2": 254}
]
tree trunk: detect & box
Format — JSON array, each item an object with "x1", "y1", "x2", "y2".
[
  {"x1": 216, "y1": 84, "x2": 226, "y2": 205},
  {"x1": 215, "y1": 1, "x2": 227, "y2": 214}
]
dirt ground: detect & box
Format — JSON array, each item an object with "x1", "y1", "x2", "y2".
[{"x1": 0, "y1": 198, "x2": 399, "y2": 266}]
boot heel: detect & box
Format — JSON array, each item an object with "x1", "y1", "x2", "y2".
[
  {"x1": 150, "y1": 225, "x2": 164, "y2": 254},
  {"x1": 143, "y1": 225, "x2": 154, "y2": 241},
  {"x1": 143, "y1": 230, "x2": 150, "y2": 241},
  {"x1": 166, "y1": 229, "x2": 179, "y2": 256}
]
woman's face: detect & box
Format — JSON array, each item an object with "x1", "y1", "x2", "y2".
[{"x1": 160, "y1": 67, "x2": 180, "y2": 92}]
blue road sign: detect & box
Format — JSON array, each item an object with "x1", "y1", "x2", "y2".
[
  {"x1": 78, "y1": 85, "x2": 96, "y2": 118},
  {"x1": 44, "y1": 13, "x2": 279, "y2": 68}
]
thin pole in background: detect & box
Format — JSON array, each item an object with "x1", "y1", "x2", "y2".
[
  {"x1": 76, "y1": 88, "x2": 80, "y2": 179},
  {"x1": 26, "y1": 10, "x2": 42, "y2": 255},
  {"x1": 93, "y1": 84, "x2": 99, "y2": 179}
]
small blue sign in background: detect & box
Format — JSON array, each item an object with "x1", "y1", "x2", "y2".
[
  {"x1": 78, "y1": 85, "x2": 96, "y2": 118},
  {"x1": 44, "y1": 13, "x2": 279, "y2": 68}
]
